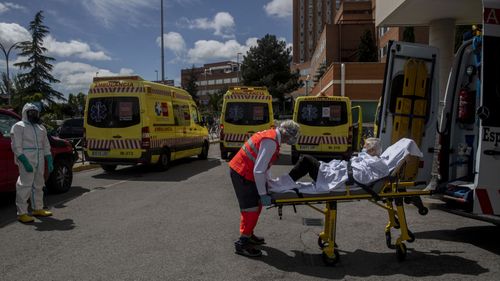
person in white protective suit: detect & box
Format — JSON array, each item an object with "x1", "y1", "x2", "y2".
[
  {"x1": 10, "y1": 103, "x2": 54, "y2": 223},
  {"x1": 268, "y1": 138, "x2": 389, "y2": 193}
]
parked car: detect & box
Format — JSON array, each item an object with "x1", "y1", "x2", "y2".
[
  {"x1": 58, "y1": 117, "x2": 84, "y2": 139},
  {"x1": 0, "y1": 109, "x2": 76, "y2": 194}
]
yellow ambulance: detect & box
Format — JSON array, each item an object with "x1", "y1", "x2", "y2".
[
  {"x1": 83, "y1": 76, "x2": 209, "y2": 171},
  {"x1": 291, "y1": 95, "x2": 362, "y2": 164},
  {"x1": 219, "y1": 86, "x2": 274, "y2": 159}
]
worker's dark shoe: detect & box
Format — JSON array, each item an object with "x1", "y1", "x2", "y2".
[
  {"x1": 235, "y1": 238, "x2": 262, "y2": 257},
  {"x1": 32, "y1": 209, "x2": 53, "y2": 217},
  {"x1": 248, "y1": 234, "x2": 266, "y2": 245}
]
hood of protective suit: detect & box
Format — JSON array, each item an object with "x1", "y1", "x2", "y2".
[{"x1": 21, "y1": 103, "x2": 40, "y2": 122}]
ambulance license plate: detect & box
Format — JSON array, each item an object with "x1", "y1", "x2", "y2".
[
  {"x1": 91, "y1": 150, "x2": 109, "y2": 157},
  {"x1": 300, "y1": 145, "x2": 317, "y2": 150},
  {"x1": 226, "y1": 142, "x2": 244, "y2": 148}
]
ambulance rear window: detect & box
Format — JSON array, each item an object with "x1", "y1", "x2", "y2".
[
  {"x1": 87, "y1": 97, "x2": 140, "y2": 128},
  {"x1": 297, "y1": 101, "x2": 348, "y2": 126},
  {"x1": 224, "y1": 102, "x2": 270, "y2": 125}
]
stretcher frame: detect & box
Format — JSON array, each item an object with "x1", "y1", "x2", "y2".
[{"x1": 270, "y1": 155, "x2": 432, "y2": 265}]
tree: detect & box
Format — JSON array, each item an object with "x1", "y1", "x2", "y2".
[
  {"x1": 358, "y1": 29, "x2": 378, "y2": 62},
  {"x1": 67, "y1": 92, "x2": 86, "y2": 117},
  {"x1": 241, "y1": 34, "x2": 301, "y2": 102},
  {"x1": 208, "y1": 88, "x2": 225, "y2": 114},
  {"x1": 184, "y1": 65, "x2": 199, "y2": 103},
  {"x1": 0, "y1": 73, "x2": 28, "y2": 111},
  {"x1": 14, "y1": 11, "x2": 64, "y2": 103}
]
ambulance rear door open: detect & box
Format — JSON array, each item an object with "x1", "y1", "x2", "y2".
[
  {"x1": 376, "y1": 41, "x2": 439, "y2": 183},
  {"x1": 474, "y1": 1, "x2": 500, "y2": 215}
]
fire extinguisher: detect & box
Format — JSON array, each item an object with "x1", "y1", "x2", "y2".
[{"x1": 458, "y1": 88, "x2": 475, "y2": 124}]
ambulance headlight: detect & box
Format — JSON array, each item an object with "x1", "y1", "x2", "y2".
[{"x1": 466, "y1": 65, "x2": 476, "y2": 77}]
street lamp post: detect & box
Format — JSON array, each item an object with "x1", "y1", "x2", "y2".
[
  {"x1": 155, "y1": 70, "x2": 158, "y2": 82},
  {"x1": 0, "y1": 41, "x2": 21, "y2": 105},
  {"x1": 236, "y1": 52, "x2": 242, "y2": 84}
]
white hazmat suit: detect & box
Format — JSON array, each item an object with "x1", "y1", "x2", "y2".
[{"x1": 10, "y1": 103, "x2": 52, "y2": 217}]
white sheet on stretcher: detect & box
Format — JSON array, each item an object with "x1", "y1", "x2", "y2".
[{"x1": 268, "y1": 138, "x2": 423, "y2": 194}]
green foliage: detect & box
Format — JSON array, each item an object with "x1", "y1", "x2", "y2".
[
  {"x1": 67, "y1": 92, "x2": 86, "y2": 117},
  {"x1": 402, "y1": 27, "x2": 415, "y2": 43},
  {"x1": 184, "y1": 65, "x2": 199, "y2": 103},
  {"x1": 208, "y1": 88, "x2": 225, "y2": 114},
  {"x1": 241, "y1": 34, "x2": 301, "y2": 101},
  {"x1": 358, "y1": 29, "x2": 378, "y2": 62},
  {"x1": 14, "y1": 11, "x2": 63, "y2": 103}
]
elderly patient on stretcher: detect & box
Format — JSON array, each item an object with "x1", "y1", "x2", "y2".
[{"x1": 267, "y1": 138, "x2": 423, "y2": 194}]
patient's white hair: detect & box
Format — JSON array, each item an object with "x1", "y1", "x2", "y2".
[{"x1": 364, "y1": 137, "x2": 382, "y2": 156}]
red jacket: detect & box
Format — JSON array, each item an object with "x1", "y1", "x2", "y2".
[{"x1": 229, "y1": 129, "x2": 280, "y2": 182}]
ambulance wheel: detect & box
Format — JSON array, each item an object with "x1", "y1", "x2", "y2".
[
  {"x1": 396, "y1": 243, "x2": 407, "y2": 262},
  {"x1": 198, "y1": 142, "x2": 209, "y2": 160},
  {"x1": 318, "y1": 237, "x2": 337, "y2": 249},
  {"x1": 322, "y1": 249, "x2": 340, "y2": 266},
  {"x1": 157, "y1": 151, "x2": 170, "y2": 171},
  {"x1": 101, "y1": 164, "x2": 117, "y2": 172}
]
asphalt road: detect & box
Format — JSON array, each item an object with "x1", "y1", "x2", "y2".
[{"x1": 0, "y1": 144, "x2": 499, "y2": 281}]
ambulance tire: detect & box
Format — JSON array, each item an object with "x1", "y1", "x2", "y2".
[
  {"x1": 322, "y1": 249, "x2": 340, "y2": 266},
  {"x1": 101, "y1": 164, "x2": 117, "y2": 172},
  {"x1": 198, "y1": 142, "x2": 209, "y2": 160},
  {"x1": 157, "y1": 150, "x2": 171, "y2": 171}
]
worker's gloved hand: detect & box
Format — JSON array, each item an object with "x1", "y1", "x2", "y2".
[
  {"x1": 45, "y1": 154, "x2": 54, "y2": 174},
  {"x1": 17, "y1": 154, "x2": 33, "y2": 172},
  {"x1": 260, "y1": 194, "x2": 272, "y2": 206}
]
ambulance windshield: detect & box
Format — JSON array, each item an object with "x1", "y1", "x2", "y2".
[
  {"x1": 87, "y1": 97, "x2": 140, "y2": 128},
  {"x1": 224, "y1": 102, "x2": 270, "y2": 125},
  {"x1": 297, "y1": 100, "x2": 348, "y2": 126}
]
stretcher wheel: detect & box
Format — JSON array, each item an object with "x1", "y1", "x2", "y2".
[
  {"x1": 407, "y1": 230, "x2": 415, "y2": 243},
  {"x1": 396, "y1": 243, "x2": 407, "y2": 262},
  {"x1": 317, "y1": 237, "x2": 338, "y2": 249},
  {"x1": 394, "y1": 217, "x2": 400, "y2": 229},
  {"x1": 418, "y1": 207, "x2": 429, "y2": 216},
  {"x1": 322, "y1": 249, "x2": 340, "y2": 266}
]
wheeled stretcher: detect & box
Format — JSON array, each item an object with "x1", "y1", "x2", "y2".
[{"x1": 270, "y1": 155, "x2": 432, "y2": 266}]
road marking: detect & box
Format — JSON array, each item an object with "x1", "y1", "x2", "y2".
[{"x1": 103, "y1": 179, "x2": 131, "y2": 188}]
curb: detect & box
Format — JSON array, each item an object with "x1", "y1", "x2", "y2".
[{"x1": 73, "y1": 163, "x2": 100, "y2": 172}]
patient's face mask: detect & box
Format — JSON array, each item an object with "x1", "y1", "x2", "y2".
[{"x1": 27, "y1": 110, "x2": 40, "y2": 124}]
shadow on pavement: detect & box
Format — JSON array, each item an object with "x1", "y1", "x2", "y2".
[
  {"x1": 257, "y1": 245, "x2": 488, "y2": 279},
  {"x1": 0, "y1": 186, "x2": 89, "y2": 228},
  {"x1": 33, "y1": 216, "x2": 76, "y2": 231},
  {"x1": 91, "y1": 157, "x2": 222, "y2": 182},
  {"x1": 414, "y1": 225, "x2": 500, "y2": 255}
]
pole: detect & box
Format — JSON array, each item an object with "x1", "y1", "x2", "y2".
[
  {"x1": 155, "y1": 70, "x2": 158, "y2": 81},
  {"x1": 160, "y1": 0, "x2": 165, "y2": 82},
  {"x1": 0, "y1": 41, "x2": 21, "y2": 105},
  {"x1": 237, "y1": 52, "x2": 242, "y2": 84}
]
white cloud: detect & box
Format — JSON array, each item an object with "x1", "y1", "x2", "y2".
[
  {"x1": 52, "y1": 61, "x2": 134, "y2": 93},
  {"x1": 180, "y1": 12, "x2": 235, "y2": 38},
  {"x1": 0, "y1": 22, "x2": 30, "y2": 45},
  {"x1": 156, "y1": 32, "x2": 186, "y2": 55},
  {"x1": 264, "y1": 0, "x2": 292, "y2": 18},
  {"x1": 0, "y1": 2, "x2": 25, "y2": 14},
  {"x1": 187, "y1": 39, "x2": 256, "y2": 63},
  {"x1": 44, "y1": 35, "x2": 111, "y2": 61}
]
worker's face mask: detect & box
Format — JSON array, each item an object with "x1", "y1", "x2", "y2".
[
  {"x1": 285, "y1": 135, "x2": 298, "y2": 145},
  {"x1": 27, "y1": 110, "x2": 40, "y2": 124}
]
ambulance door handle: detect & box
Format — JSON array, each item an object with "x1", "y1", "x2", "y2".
[
  {"x1": 323, "y1": 133, "x2": 331, "y2": 135},
  {"x1": 484, "y1": 150, "x2": 500, "y2": 156},
  {"x1": 113, "y1": 135, "x2": 122, "y2": 139}
]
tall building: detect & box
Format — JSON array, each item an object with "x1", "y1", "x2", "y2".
[
  {"x1": 293, "y1": 0, "x2": 337, "y2": 64},
  {"x1": 180, "y1": 61, "x2": 241, "y2": 105}
]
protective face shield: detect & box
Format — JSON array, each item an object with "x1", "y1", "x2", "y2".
[
  {"x1": 285, "y1": 135, "x2": 298, "y2": 145},
  {"x1": 26, "y1": 110, "x2": 40, "y2": 124}
]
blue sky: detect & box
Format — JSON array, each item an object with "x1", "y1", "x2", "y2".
[{"x1": 0, "y1": 0, "x2": 292, "y2": 98}]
